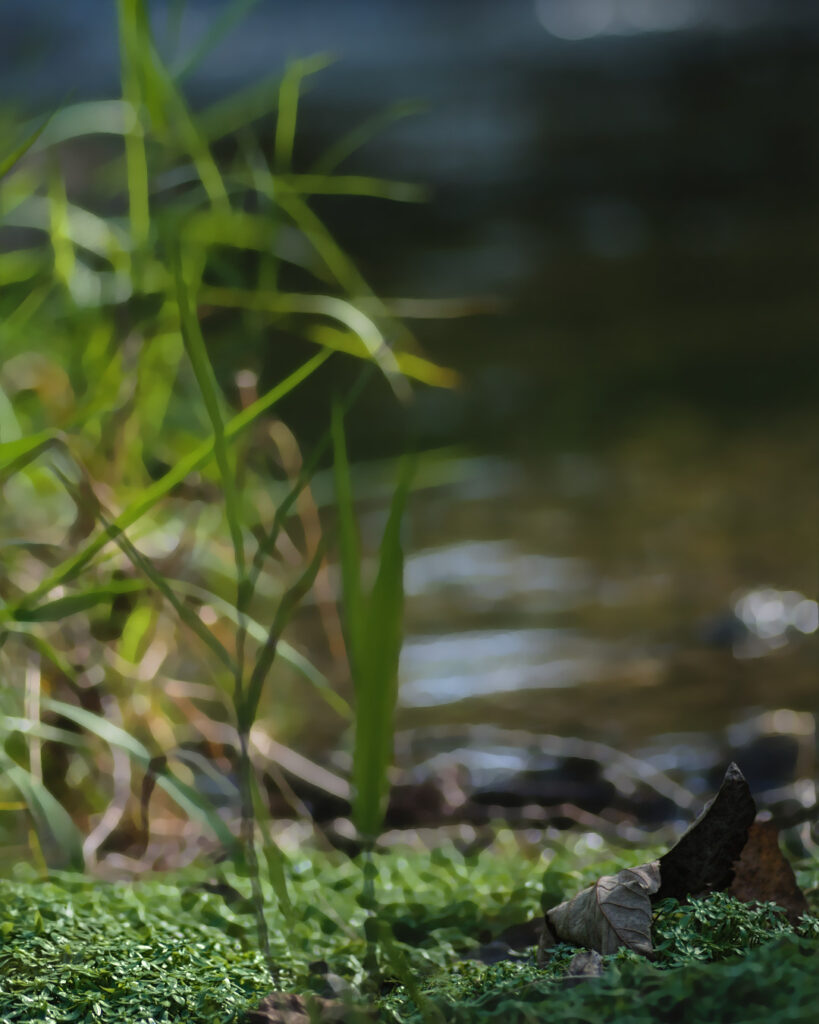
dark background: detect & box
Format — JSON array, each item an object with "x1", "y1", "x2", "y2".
[{"x1": 4, "y1": 0, "x2": 818, "y2": 455}]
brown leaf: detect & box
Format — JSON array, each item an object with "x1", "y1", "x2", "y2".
[
  {"x1": 656, "y1": 762, "x2": 756, "y2": 903},
  {"x1": 243, "y1": 992, "x2": 374, "y2": 1024},
  {"x1": 546, "y1": 861, "x2": 661, "y2": 956},
  {"x1": 728, "y1": 819, "x2": 809, "y2": 925}
]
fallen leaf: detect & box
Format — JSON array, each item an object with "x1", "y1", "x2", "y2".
[
  {"x1": 728, "y1": 819, "x2": 809, "y2": 925},
  {"x1": 656, "y1": 762, "x2": 756, "y2": 903},
  {"x1": 545, "y1": 861, "x2": 660, "y2": 956},
  {"x1": 539, "y1": 764, "x2": 761, "y2": 960}
]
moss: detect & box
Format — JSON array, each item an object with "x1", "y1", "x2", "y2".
[{"x1": 0, "y1": 839, "x2": 816, "y2": 1023}]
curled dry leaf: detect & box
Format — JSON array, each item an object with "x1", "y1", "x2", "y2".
[
  {"x1": 539, "y1": 764, "x2": 760, "y2": 962},
  {"x1": 656, "y1": 762, "x2": 756, "y2": 903},
  {"x1": 544, "y1": 861, "x2": 661, "y2": 957},
  {"x1": 728, "y1": 819, "x2": 809, "y2": 925}
]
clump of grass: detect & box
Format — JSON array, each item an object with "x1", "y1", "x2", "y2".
[{"x1": 0, "y1": 0, "x2": 452, "y2": 902}]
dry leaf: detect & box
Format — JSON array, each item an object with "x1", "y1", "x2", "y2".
[
  {"x1": 728, "y1": 819, "x2": 809, "y2": 925},
  {"x1": 656, "y1": 762, "x2": 756, "y2": 903},
  {"x1": 545, "y1": 861, "x2": 661, "y2": 956},
  {"x1": 539, "y1": 764, "x2": 760, "y2": 961}
]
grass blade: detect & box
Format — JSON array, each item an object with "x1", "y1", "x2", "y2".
[
  {"x1": 331, "y1": 403, "x2": 363, "y2": 673},
  {"x1": 117, "y1": 0, "x2": 150, "y2": 247},
  {"x1": 10, "y1": 580, "x2": 147, "y2": 623},
  {"x1": 0, "y1": 432, "x2": 59, "y2": 481},
  {"x1": 352, "y1": 457, "x2": 414, "y2": 839},
  {"x1": 9, "y1": 349, "x2": 331, "y2": 614},
  {"x1": 240, "y1": 539, "x2": 325, "y2": 732},
  {"x1": 175, "y1": 255, "x2": 245, "y2": 582},
  {"x1": 0, "y1": 752, "x2": 84, "y2": 870},
  {"x1": 274, "y1": 56, "x2": 333, "y2": 172},
  {"x1": 172, "y1": 580, "x2": 352, "y2": 719},
  {"x1": 0, "y1": 109, "x2": 57, "y2": 179},
  {"x1": 41, "y1": 698, "x2": 236, "y2": 848}
]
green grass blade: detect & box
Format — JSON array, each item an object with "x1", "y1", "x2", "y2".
[
  {"x1": 1, "y1": 718, "x2": 89, "y2": 749},
  {"x1": 172, "y1": 582, "x2": 352, "y2": 719},
  {"x1": 9, "y1": 349, "x2": 331, "y2": 613},
  {"x1": 42, "y1": 699, "x2": 152, "y2": 761},
  {"x1": 10, "y1": 580, "x2": 147, "y2": 623},
  {"x1": 41, "y1": 698, "x2": 235, "y2": 848},
  {"x1": 175, "y1": 255, "x2": 245, "y2": 583},
  {"x1": 0, "y1": 108, "x2": 57, "y2": 179},
  {"x1": 277, "y1": 640, "x2": 351, "y2": 720},
  {"x1": 311, "y1": 100, "x2": 426, "y2": 175},
  {"x1": 273, "y1": 173, "x2": 426, "y2": 203},
  {"x1": 117, "y1": 0, "x2": 150, "y2": 247},
  {"x1": 274, "y1": 56, "x2": 334, "y2": 172},
  {"x1": 99, "y1": 513, "x2": 236, "y2": 672},
  {"x1": 352, "y1": 457, "x2": 414, "y2": 839},
  {"x1": 331, "y1": 402, "x2": 362, "y2": 673},
  {"x1": 196, "y1": 73, "x2": 284, "y2": 143},
  {"x1": 155, "y1": 771, "x2": 237, "y2": 849},
  {"x1": 308, "y1": 325, "x2": 457, "y2": 389},
  {"x1": 173, "y1": 0, "x2": 263, "y2": 81},
  {"x1": 0, "y1": 432, "x2": 59, "y2": 481},
  {"x1": 0, "y1": 752, "x2": 84, "y2": 871},
  {"x1": 240, "y1": 539, "x2": 325, "y2": 732}
]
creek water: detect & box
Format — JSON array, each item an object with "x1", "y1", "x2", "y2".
[{"x1": 292, "y1": 421, "x2": 817, "y2": 803}]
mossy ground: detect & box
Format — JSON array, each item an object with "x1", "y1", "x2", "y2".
[{"x1": 0, "y1": 834, "x2": 817, "y2": 1023}]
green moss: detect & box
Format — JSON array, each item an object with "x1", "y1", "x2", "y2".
[{"x1": 0, "y1": 840, "x2": 817, "y2": 1023}]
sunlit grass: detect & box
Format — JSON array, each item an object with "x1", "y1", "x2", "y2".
[{"x1": 0, "y1": 0, "x2": 454, "y2": 914}]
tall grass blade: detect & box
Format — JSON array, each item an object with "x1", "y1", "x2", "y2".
[
  {"x1": 352, "y1": 457, "x2": 414, "y2": 839},
  {"x1": 117, "y1": 0, "x2": 150, "y2": 248},
  {"x1": 0, "y1": 108, "x2": 57, "y2": 179},
  {"x1": 240, "y1": 539, "x2": 325, "y2": 732},
  {"x1": 274, "y1": 56, "x2": 333, "y2": 172},
  {"x1": 175, "y1": 256, "x2": 245, "y2": 583},
  {"x1": 10, "y1": 349, "x2": 331, "y2": 613},
  {"x1": 95, "y1": 511, "x2": 236, "y2": 672},
  {"x1": 331, "y1": 404, "x2": 363, "y2": 670},
  {"x1": 0, "y1": 432, "x2": 59, "y2": 481},
  {"x1": 311, "y1": 100, "x2": 427, "y2": 175},
  {"x1": 9, "y1": 580, "x2": 147, "y2": 624},
  {"x1": 0, "y1": 753, "x2": 84, "y2": 871},
  {"x1": 173, "y1": 581, "x2": 351, "y2": 719},
  {"x1": 174, "y1": 0, "x2": 263, "y2": 81},
  {"x1": 41, "y1": 698, "x2": 236, "y2": 848}
]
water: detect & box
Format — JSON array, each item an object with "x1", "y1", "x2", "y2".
[{"x1": 387, "y1": 428, "x2": 818, "y2": 761}]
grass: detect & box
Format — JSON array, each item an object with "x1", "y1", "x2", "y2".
[
  {"x1": 0, "y1": 0, "x2": 451, "y2": 890},
  {"x1": 0, "y1": 836, "x2": 817, "y2": 1023},
  {"x1": 0, "y1": 0, "x2": 457, "y2": 992}
]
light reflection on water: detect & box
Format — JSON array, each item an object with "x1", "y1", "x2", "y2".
[
  {"x1": 400, "y1": 628, "x2": 606, "y2": 707},
  {"x1": 404, "y1": 540, "x2": 590, "y2": 607},
  {"x1": 391, "y1": 439, "x2": 818, "y2": 752}
]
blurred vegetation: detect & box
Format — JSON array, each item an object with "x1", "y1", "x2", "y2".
[{"x1": 0, "y1": 0, "x2": 455, "y2": 886}]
